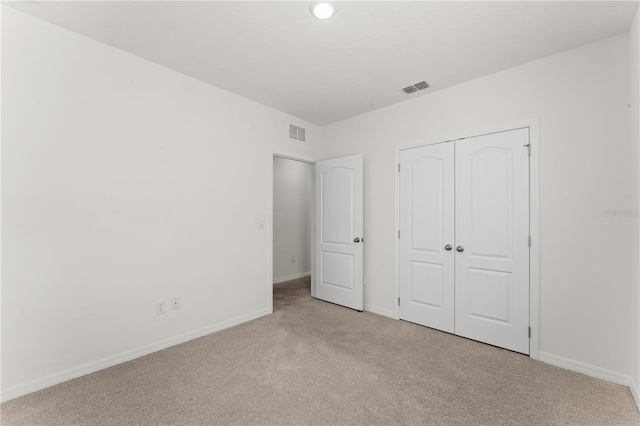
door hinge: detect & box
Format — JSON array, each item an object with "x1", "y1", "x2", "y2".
[
  {"x1": 528, "y1": 326, "x2": 531, "y2": 338},
  {"x1": 528, "y1": 235, "x2": 532, "y2": 247},
  {"x1": 398, "y1": 297, "x2": 401, "y2": 306},
  {"x1": 524, "y1": 144, "x2": 531, "y2": 156},
  {"x1": 398, "y1": 163, "x2": 401, "y2": 172}
]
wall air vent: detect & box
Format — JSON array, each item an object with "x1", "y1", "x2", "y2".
[
  {"x1": 289, "y1": 124, "x2": 307, "y2": 143},
  {"x1": 289, "y1": 124, "x2": 298, "y2": 139},
  {"x1": 402, "y1": 80, "x2": 430, "y2": 94}
]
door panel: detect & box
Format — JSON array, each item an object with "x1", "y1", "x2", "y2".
[
  {"x1": 410, "y1": 261, "x2": 443, "y2": 308},
  {"x1": 468, "y1": 148, "x2": 512, "y2": 259},
  {"x1": 455, "y1": 128, "x2": 530, "y2": 354},
  {"x1": 410, "y1": 156, "x2": 445, "y2": 253},
  {"x1": 321, "y1": 168, "x2": 354, "y2": 245},
  {"x1": 399, "y1": 143, "x2": 455, "y2": 333},
  {"x1": 314, "y1": 155, "x2": 363, "y2": 311},
  {"x1": 467, "y1": 268, "x2": 511, "y2": 323},
  {"x1": 321, "y1": 252, "x2": 354, "y2": 290}
]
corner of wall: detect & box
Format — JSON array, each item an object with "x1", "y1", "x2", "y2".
[
  {"x1": 632, "y1": 377, "x2": 640, "y2": 413},
  {"x1": 630, "y1": 5, "x2": 640, "y2": 412}
]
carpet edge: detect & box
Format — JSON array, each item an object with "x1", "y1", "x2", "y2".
[
  {"x1": 631, "y1": 376, "x2": 640, "y2": 412},
  {"x1": 539, "y1": 351, "x2": 630, "y2": 386},
  {"x1": 273, "y1": 272, "x2": 311, "y2": 285},
  {"x1": 539, "y1": 350, "x2": 639, "y2": 411},
  {"x1": 363, "y1": 304, "x2": 394, "y2": 318},
  {"x1": 0, "y1": 307, "x2": 271, "y2": 403}
]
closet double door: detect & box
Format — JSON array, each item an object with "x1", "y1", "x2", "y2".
[{"x1": 399, "y1": 128, "x2": 530, "y2": 354}]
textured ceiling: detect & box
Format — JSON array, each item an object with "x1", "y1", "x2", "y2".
[{"x1": 5, "y1": 1, "x2": 639, "y2": 125}]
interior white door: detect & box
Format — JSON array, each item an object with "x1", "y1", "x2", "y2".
[
  {"x1": 399, "y1": 143, "x2": 455, "y2": 333},
  {"x1": 314, "y1": 154, "x2": 363, "y2": 311},
  {"x1": 454, "y1": 128, "x2": 530, "y2": 354}
]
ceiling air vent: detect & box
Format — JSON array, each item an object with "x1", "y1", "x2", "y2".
[
  {"x1": 289, "y1": 124, "x2": 306, "y2": 143},
  {"x1": 402, "y1": 80, "x2": 430, "y2": 94}
]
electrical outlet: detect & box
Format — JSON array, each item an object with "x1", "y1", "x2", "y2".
[
  {"x1": 171, "y1": 297, "x2": 180, "y2": 310},
  {"x1": 156, "y1": 301, "x2": 166, "y2": 315},
  {"x1": 291, "y1": 255, "x2": 295, "y2": 263}
]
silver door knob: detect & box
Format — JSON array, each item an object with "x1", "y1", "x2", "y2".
[
  {"x1": 456, "y1": 245, "x2": 464, "y2": 252},
  {"x1": 353, "y1": 237, "x2": 361, "y2": 243},
  {"x1": 445, "y1": 244, "x2": 452, "y2": 251}
]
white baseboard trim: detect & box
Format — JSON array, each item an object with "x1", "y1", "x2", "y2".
[
  {"x1": 539, "y1": 351, "x2": 640, "y2": 412},
  {"x1": 538, "y1": 351, "x2": 630, "y2": 386},
  {"x1": 273, "y1": 272, "x2": 311, "y2": 284},
  {"x1": 630, "y1": 377, "x2": 640, "y2": 412},
  {"x1": 364, "y1": 304, "x2": 394, "y2": 319},
  {"x1": 0, "y1": 308, "x2": 271, "y2": 403}
]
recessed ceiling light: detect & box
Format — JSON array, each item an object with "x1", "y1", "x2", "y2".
[{"x1": 310, "y1": 2, "x2": 335, "y2": 19}]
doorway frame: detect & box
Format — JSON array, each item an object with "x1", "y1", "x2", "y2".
[
  {"x1": 393, "y1": 119, "x2": 540, "y2": 359},
  {"x1": 268, "y1": 152, "x2": 316, "y2": 314}
]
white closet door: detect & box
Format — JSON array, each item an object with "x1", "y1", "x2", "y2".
[
  {"x1": 399, "y1": 143, "x2": 455, "y2": 333},
  {"x1": 454, "y1": 128, "x2": 530, "y2": 354},
  {"x1": 314, "y1": 154, "x2": 364, "y2": 311}
]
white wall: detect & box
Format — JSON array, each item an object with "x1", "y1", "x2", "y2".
[
  {"x1": 322, "y1": 34, "x2": 636, "y2": 381},
  {"x1": 1, "y1": 7, "x2": 321, "y2": 398},
  {"x1": 630, "y1": 7, "x2": 640, "y2": 404},
  {"x1": 273, "y1": 157, "x2": 312, "y2": 283}
]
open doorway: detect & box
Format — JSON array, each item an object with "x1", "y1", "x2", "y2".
[{"x1": 272, "y1": 156, "x2": 313, "y2": 310}]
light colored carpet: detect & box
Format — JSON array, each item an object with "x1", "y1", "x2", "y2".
[{"x1": 2, "y1": 276, "x2": 639, "y2": 425}]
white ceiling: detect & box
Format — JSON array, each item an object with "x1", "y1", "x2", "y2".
[{"x1": 5, "y1": 1, "x2": 639, "y2": 125}]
